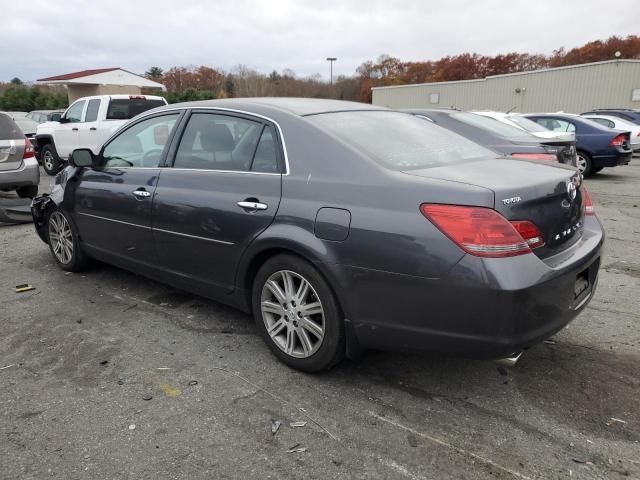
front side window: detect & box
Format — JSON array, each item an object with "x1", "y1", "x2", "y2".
[
  {"x1": 85, "y1": 99, "x2": 101, "y2": 122},
  {"x1": 64, "y1": 101, "x2": 85, "y2": 123},
  {"x1": 173, "y1": 113, "x2": 263, "y2": 171},
  {"x1": 507, "y1": 115, "x2": 550, "y2": 133},
  {"x1": 101, "y1": 114, "x2": 179, "y2": 168},
  {"x1": 308, "y1": 111, "x2": 492, "y2": 170}
]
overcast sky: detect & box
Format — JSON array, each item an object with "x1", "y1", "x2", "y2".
[{"x1": 2, "y1": 0, "x2": 638, "y2": 82}]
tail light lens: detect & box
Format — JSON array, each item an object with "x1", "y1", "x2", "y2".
[
  {"x1": 609, "y1": 134, "x2": 627, "y2": 146},
  {"x1": 581, "y1": 185, "x2": 595, "y2": 216},
  {"x1": 510, "y1": 153, "x2": 558, "y2": 161},
  {"x1": 419, "y1": 204, "x2": 543, "y2": 258},
  {"x1": 510, "y1": 220, "x2": 545, "y2": 249},
  {"x1": 23, "y1": 138, "x2": 35, "y2": 159}
]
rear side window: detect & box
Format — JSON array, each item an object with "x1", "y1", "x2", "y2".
[
  {"x1": 251, "y1": 125, "x2": 279, "y2": 173},
  {"x1": 106, "y1": 99, "x2": 166, "y2": 120},
  {"x1": 308, "y1": 111, "x2": 492, "y2": 170},
  {"x1": 0, "y1": 113, "x2": 23, "y2": 140},
  {"x1": 173, "y1": 113, "x2": 264, "y2": 171},
  {"x1": 85, "y1": 99, "x2": 101, "y2": 122},
  {"x1": 449, "y1": 112, "x2": 529, "y2": 138},
  {"x1": 532, "y1": 118, "x2": 576, "y2": 133}
]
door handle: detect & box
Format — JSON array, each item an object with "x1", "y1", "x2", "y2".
[
  {"x1": 72, "y1": 127, "x2": 79, "y2": 131},
  {"x1": 90, "y1": 127, "x2": 97, "y2": 131},
  {"x1": 237, "y1": 200, "x2": 268, "y2": 211},
  {"x1": 132, "y1": 189, "x2": 151, "y2": 198}
]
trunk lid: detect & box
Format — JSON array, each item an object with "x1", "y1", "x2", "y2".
[
  {"x1": 404, "y1": 158, "x2": 584, "y2": 258},
  {"x1": 0, "y1": 139, "x2": 25, "y2": 172}
]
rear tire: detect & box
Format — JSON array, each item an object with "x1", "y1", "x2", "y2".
[
  {"x1": 41, "y1": 144, "x2": 62, "y2": 176},
  {"x1": 47, "y1": 208, "x2": 88, "y2": 272},
  {"x1": 576, "y1": 151, "x2": 593, "y2": 177},
  {"x1": 252, "y1": 254, "x2": 345, "y2": 372},
  {"x1": 16, "y1": 185, "x2": 38, "y2": 198}
]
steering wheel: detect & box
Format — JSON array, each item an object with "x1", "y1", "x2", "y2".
[{"x1": 142, "y1": 149, "x2": 163, "y2": 167}]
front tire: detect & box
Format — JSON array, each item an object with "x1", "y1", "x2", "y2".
[
  {"x1": 41, "y1": 144, "x2": 62, "y2": 176},
  {"x1": 252, "y1": 254, "x2": 345, "y2": 372},
  {"x1": 576, "y1": 151, "x2": 593, "y2": 177},
  {"x1": 47, "y1": 208, "x2": 88, "y2": 271}
]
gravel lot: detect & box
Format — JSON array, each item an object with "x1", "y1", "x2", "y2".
[{"x1": 1, "y1": 161, "x2": 639, "y2": 480}]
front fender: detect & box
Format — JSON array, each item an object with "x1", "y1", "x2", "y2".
[{"x1": 30, "y1": 195, "x2": 55, "y2": 243}]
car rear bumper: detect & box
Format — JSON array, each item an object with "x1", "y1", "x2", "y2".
[
  {"x1": 592, "y1": 151, "x2": 632, "y2": 167},
  {"x1": 0, "y1": 157, "x2": 40, "y2": 189},
  {"x1": 335, "y1": 216, "x2": 604, "y2": 359}
]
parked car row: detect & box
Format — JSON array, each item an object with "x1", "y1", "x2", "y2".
[
  {"x1": 0, "y1": 112, "x2": 39, "y2": 198},
  {"x1": 34, "y1": 95, "x2": 168, "y2": 175},
  {"x1": 31, "y1": 98, "x2": 604, "y2": 372}
]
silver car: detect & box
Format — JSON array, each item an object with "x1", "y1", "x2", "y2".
[{"x1": 0, "y1": 112, "x2": 39, "y2": 198}]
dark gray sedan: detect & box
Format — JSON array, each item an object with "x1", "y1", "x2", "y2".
[{"x1": 31, "y1": 99, "x2": 604, "y2": 372}]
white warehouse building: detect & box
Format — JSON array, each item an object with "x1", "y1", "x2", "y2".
[{"x1": 371, "y1": 59, "x2": 640, "y2": 113}]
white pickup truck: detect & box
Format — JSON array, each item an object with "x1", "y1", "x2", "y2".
[{"x1": 35, "y1": 94, "x2": 167, "y2": 175}]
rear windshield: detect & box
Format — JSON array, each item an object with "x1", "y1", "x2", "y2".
[
  {"x1": 106, "y1": 99, "x2": 166, "y2": 120},
  {"x1": 0, "y1": 113, "x2": 23, "y2": 140},
  {"x1": 507, "y1": 115, "x2": 550, "y2": 133},
  {"x1": 307, "y1": 111, "x2": 492, "y2": 170},
  {"x1": 449, "y1": 112, "x2": 533, "y2": 138}
]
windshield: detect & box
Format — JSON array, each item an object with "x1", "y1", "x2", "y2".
[
  {"x1": 507, "y1": 115, "x2": 550, "y2": 133},
  {"x1": 449, "y1": 112, "x2": 533, "y2": 138},
  {"x1": 106, "y1": 99, "x2": 166, "y2": 120},
  {"x1": 307, "y1": 111, "x2": 493, "y2": 170}
]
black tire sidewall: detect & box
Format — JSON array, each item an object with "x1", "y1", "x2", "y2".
[
  {"x1": 42, "y1": 144, "x2": 61, "y2": 176},
  {"x1": 252, "y1": 254, "x2": 345, "y2": 372},
  {"x1": 46, "y1": 208, "x2": 87, "y2": 272}
]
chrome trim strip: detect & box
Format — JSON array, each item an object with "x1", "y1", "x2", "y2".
[
  {"x1": 101, "y1": 106, "x2": 290, "y2": 176},
  {"x1": 78, "y1": 212, "x2": 150, "y2": 229},
  {"x1": 573, "y1": 289, "x2": 593, "y2": 311},
  {"x1": 152, "y1": 227, "x2": 234, "y2": 245}
]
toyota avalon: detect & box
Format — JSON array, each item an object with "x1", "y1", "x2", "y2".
[{"x1": 31, "y1": 99, "x2": 604, "y2": 372}]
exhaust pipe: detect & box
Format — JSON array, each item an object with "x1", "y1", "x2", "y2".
[{"x1": 494, "y1": 352, "x2": 523, "y2": 368}]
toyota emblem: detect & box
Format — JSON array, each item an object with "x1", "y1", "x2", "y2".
[{"x1": 567, "y1": 180, "x2": 577, "y2": 201}]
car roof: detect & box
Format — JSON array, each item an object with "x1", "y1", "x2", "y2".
[{"x1": 161, "y1": 97, "x2": 386, "y2": 117}]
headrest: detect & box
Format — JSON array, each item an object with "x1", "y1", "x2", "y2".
[{"x1": 201, "y1": 123, "x2": 235, "y2": 152}]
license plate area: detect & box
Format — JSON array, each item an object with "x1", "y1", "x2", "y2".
[{"x1": 573, "y1": 257, "x2": 600, "y2": 309}]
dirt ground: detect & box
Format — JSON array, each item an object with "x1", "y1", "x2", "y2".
[{"x1": 1, "y1": 160, "x2": 639, "y2": 480}]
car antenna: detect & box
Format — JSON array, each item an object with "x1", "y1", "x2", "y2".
[{"x1": 505, "y1": 106, "x2": 518, "y2": 114}]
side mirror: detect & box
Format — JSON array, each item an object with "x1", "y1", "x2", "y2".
[
  {"x1": 58, "y1": 116, "x2": 69, "y2": 124},
  {"x1": 50, "y1": 113, "x2": 62, "y2": 122},
  {"x1": 70, "y1": 149, "x2": 94, "y2": 168}
]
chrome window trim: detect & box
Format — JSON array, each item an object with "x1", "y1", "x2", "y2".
[
  {"x1": 101, "y1": 106, "x2": 290, "y2": 176},
  {"x1": 153, "y1": 227, "x2": 235, "y2": 245}
]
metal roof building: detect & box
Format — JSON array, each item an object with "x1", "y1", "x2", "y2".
[
  {"x1": 371, "y1": 59, "x2": 640, "y2": 113},
  {"x1": 37, "y1": 68, "x2": 166, "y2": 103}
]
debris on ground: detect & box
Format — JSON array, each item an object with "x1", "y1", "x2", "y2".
[
  {"x1": 128, "y1": 424, "x2": 136, "y2": 430},
  {"x1": 15, "y1": 284, "x2": 35, "y2": 293},
  {"x1": 188, "y1": 380, "x2": 198, "y2": 386},
  {"x1": 606, "y1": 418, "x2": 627, "y2": 427},
  {"x1": 159, "y1": 383, "x2": 181, "y2": 397},
  {"x1": 407, "y1": 434, "x2": 418, "y2": 447},
  {"x1": 271, "y1": 419, "x2": 281, "y2": 435},
  {"x1": 0, "y1": 364, "x2": 16, "y2": 371},
  {"x1": 99, "y1": 360, "x2": 109, "y2": 366},
  {"x1": 572, "y1": 459, "x2": 594, "y2": 465},
  {"x1": 290, "y1": 421, "x2": 307, "y2": 427},
  {"x1": 286, "y1": 443, "x2": 307, "y2": 453},
  {"x1": 142, "y1": 395, "x2": 152, "y2": 401},
  {"x1": 544, "y1": 339, "x2": 557, "y2": 345}
]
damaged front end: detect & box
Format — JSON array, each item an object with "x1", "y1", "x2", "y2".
[{"x1": 31, "y1": 194, "x2": 54, "y2": 243}]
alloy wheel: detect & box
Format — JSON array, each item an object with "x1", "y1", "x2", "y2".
[
  {"x1": 48, "y1": 211, "x2": 74, "y2": 264},
  {"x1": 260, "y1": 270, "x2": 325, "y2": 358},
  {"x1": 43, "y1": 150, "x2": 55, "y2": 171},
  {"x1": 576, "y1": 154, "x2": 588, "y2": 174}
]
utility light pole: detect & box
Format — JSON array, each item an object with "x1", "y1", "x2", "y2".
[{"x1": 326, "y1": 57, "x2": 337, "y2": 85}]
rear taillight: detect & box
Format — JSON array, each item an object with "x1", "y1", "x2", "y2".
[
  {"x1": 510, "y1": 220, "x2": 545, "y2": 249},
  {"x1": 419, "y1": 204, "x2": 540, "y2": 258},
  {"x1": 510, "y1": 153, "x2": 558, "y2": 161},
  {"x1": 609, "y1": 134, "x2": 627, "y2": 146},
  {"x1": 23, "y1": 138, "x2": 35, "y2": 159},
  {"x1": 581, "y1": 185, "x2": 595, "y2": 216}
]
